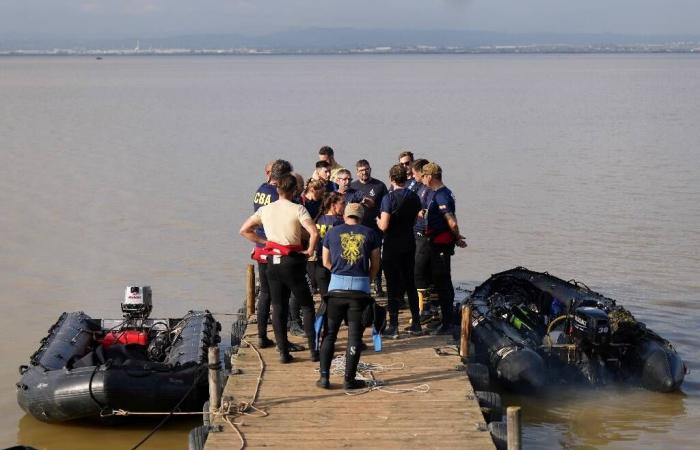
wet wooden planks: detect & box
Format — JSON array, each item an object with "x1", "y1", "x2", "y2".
[{"x1": 205, "y1": 315, "x2": 495, "y2": 450}]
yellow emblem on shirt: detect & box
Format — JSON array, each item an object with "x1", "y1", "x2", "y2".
[{"x1": 339, "y1": 232, "x2": 365, "y2": 265}]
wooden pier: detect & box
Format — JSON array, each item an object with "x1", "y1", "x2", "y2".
[{"x1": 204, "y1": 292, "x2": 496, "y2": 449}]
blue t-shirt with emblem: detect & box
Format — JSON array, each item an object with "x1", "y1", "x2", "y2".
[
  {"x1": 426, "y1": 186, "x2": 455, "y2": 235},
  {"x1": 315, "y1": 214, "x2": 344, "y2": 260},
  {"x1": 323, "y1": 223, "x2": 381, "y2": 277}
]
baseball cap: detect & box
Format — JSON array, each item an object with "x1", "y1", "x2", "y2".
[{"x1": 344, "y1": 203, "x2": 364, "y2": 220}]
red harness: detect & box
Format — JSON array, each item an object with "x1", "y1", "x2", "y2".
[{"x1": 251, "y1": 241, "x2": 304, "y2": 263}]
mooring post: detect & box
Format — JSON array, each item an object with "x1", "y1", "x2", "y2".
[
  {"x1": 460, "y1": 304, "x2": 472, "y2": 362},
  {"x1": 246, "y1": 263, "x2": 256, "y2": 318},
  {"x1": 507, "y1": 406, "x2": 522, "y2": 450},
  {"x1": 208, "y1": 346, "x2": 221, "y2": 417}
]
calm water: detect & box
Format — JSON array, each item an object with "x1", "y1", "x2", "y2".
[{"x1": 1, "y1": 54, "x2": 698, "y2": 449}]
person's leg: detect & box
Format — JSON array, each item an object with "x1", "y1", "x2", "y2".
[
  {"x1": 267, "y1": 263, "x2": 292, "y2": 356},
  {"x1": 401, "y1": 247, "x2": 421, "y2": 326},
  {"x1": 318, "y1": 298, "x2": 349, "y2": 386},
  {"x1": 344, "y1": 298, "x2": 367, "y2": 382},
  {"x1": 257, "y1": 262, "x2": 272, "y2": 339},
  {"x1": 431, "y1": 244, "x2": 455, "y2": 329},
  {"x1": 288, "y1": 258, "x2": 317, "y2": 355},
  {"x1": 315, "y1": 262, "x2": 331, "y2": 296},
  {"x1": 382, "y1": 248, "x2": 401, "y2": 335}
]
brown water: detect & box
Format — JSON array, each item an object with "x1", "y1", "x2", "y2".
[{"x1": 1, "y1": 54, "x2": 698, "y2": 449}]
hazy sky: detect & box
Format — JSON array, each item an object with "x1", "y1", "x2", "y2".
[{"x1": 2, "y1": 0, "x2": 699, "y2": 39}]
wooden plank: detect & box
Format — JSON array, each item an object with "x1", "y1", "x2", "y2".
[{"x1": 205, "y1": 297, "x2": 495, "y2": 450}]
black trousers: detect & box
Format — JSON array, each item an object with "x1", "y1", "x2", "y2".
[
  {"x1": 266, "y1": 254, "x2": 316, "y2": 353},
  {"x1": 383, "y1": 243, "x2": 420, "y2": 324},
  {"x1": 257, "y1": 262, "x2": 271, "y2": 338},
  {"x1": 319, "y1": 295, "x2": 367, "y2": 381},
  {"x1": 414, "y1": 237, "x2": 455, "y2": 327},
  {"x1": 312, "y1": 260, "x2": 331, "y2": 296}
]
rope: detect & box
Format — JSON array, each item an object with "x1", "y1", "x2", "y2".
[
  {"x1": 327, "y1": 355, "x2": 431, "y2": 396},
  {"x1": 214, "y1": 337, "x2": 267, "y2": 450}
]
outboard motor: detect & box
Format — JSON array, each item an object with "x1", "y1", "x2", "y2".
[
  {"x1": 122, "y1": 286, "x2": 153, "y2": 319},
  {"x1": 569, "y1": 307, "x2": 611, "y2": 385},
  {"x1": 571, "y1": 307, "x2": 610, "y2": 349}
]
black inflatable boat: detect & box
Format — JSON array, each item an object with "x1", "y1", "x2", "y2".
[
  {"x1": 465, "y1": 267, "x2": 686, "y2": 394},
  {"x1": 16, "y1": 287, "x2": 220, "y2": 423}
]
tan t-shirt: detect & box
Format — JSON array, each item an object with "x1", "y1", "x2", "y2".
[{"x1": 254, "y1": 199, "x2": 312, "y2": 246}]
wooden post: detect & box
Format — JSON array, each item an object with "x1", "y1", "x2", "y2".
[
  {"x1": 507, "y1": 406, "x2": 522, "y2": 450},
  {"x1": 246, "y1": 264, "x2": 256, "y2": 318},
  {"x1": 460, "y1": 304, "x2": 472, "y2": 361},
  {"x1": 208, "y1": 346, "x2": 221, "y2": 416}
]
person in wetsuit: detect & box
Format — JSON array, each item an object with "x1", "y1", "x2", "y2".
[
  {"x1": 250, "y1": 160, "x2": 291, "y2": 348},
  {"x1": 317, "y1": 203, "x2": 381, "y2": 390},
  {"x1": 414, "y1": 162, "x2": 467, "y2": 335},
  {"x1": 377, "y1": 164, "x2": 422, "y2": 337},
  {"x1": 313, "y1": 192, "x2": 346, "y2": 296},
  {"x1": 240, "y1": 172, "x2": 319, "y2": 363}
]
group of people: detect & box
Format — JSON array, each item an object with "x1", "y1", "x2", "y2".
[{"x1": 239, "y1": 146, "x2": 467, "y2": 389}]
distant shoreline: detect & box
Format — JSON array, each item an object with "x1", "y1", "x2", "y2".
[{"x1": 2, "y1": 45, "x2": 699, "y2": 57}]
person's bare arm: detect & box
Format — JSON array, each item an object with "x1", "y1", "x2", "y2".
[
  {"x1": 376, "y1": 211, "x2": 390, "y2": 232},
  {"x1": 444, "y1": 212, "x2": 467, "y2": 248},
  {"x1": 369, "y1": 248, "x2": 381, "y2": 280},
  {"x1": 322, "y1": 247, "x2": 332, "y2": 271},
  {"x1": 239, "y1": 215, "x2": 265, "y2": 245},
  {"x1": 301, "y1": 218, "x2": 318, "y2": 257}
]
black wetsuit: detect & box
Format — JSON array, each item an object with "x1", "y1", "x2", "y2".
[
  {"x1": 252, "y1": 182, "x2": 278, "y2": 339},
  {"x1": 319, "y1": 292, "x2": 369, "y2": 383},
  {"x1": 380, "y1": 188, "x2": 422, "y2": 325},
  {"x1": 266, "y1": 253, "x2": 316, "y2": 353}
]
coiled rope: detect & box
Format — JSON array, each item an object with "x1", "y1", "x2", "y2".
[{"x1": 327, "y1": 355, "x2": 431, "y2": 395}]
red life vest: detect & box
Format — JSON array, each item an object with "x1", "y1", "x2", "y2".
[{"x1": 251, "y1": 241, "x2": 304, "y2": 263}]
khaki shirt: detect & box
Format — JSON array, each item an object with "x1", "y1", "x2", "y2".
[{"x1": 254, "y1": 199, "x2": 312, "y2": 246}]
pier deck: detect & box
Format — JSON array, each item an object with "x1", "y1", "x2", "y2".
[{"x1": 205, "y1": 308, "x2": 495, "y2": 449}]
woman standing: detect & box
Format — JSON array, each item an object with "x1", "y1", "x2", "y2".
[
  {"x1": 240, "y1": 172, "x2": 319, "y2": 363},
  {"x1": 313, "y1": 192, "x2": 345, "y2": 296}
]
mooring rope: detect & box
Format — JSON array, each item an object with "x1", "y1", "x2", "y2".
[{"x1": 328, "y1": 355, "x2": 431, "y2": 395}]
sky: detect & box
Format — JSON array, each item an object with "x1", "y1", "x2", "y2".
[{"x1": 1, "y1": 0, "x2": 699, "y2": 40}]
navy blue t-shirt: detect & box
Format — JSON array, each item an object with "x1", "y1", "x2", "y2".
[
  {"x1": 303, "y1": 198, "x2": 321, "y2": 220},
  {"x1": 379, "y1": 188, "x2": 422, "y2": 249},
  {"x1": 315, "y1": 214, "x2": 344, "y2": 260},
  {"x1": 350, "y1": 178, "x2": 388, "y2": 229},
  {"x1": 413, "y1": 183, "x2": 433, "y2": 234},
  {"x1": 323, "y1": 223, "x2": 381, "y2": 277},
  {"x1": 252, "y1": 183, "x2": 279, "y2": 241},
  {"x1": 341, "y1": 187, "x2": 364, "y2": 204},
  {"x1": 426, "y1": 186, "x2": 455, "y2": 235}
]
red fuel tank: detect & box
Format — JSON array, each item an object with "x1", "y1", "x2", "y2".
[{"x1": 102, "y1": 330, "x2": 149, "y2": 347}]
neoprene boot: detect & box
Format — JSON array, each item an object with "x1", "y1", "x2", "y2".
[{"x1": 383, "y1": 314, "x2": 399, "y2": 338}]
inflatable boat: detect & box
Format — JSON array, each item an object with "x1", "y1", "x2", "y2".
[
  {"x1": 16, "y1": 287, "x2": 220, "y2": 423},
  {"x1": 465, "y1": 268, "x2": 686, "y2": 394}
]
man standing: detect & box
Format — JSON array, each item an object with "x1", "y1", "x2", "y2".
[
  {"x1": 350, "y1": 159, "x2": 387, "y2": 295},
  {"x1": 312, "y1": 160, "x2": 336, "y2": 192},
  {"x1": 318, "y1": 146, "x2": 344, "y2": 183},
  {"x1": 398, "y1": 150, "x2": 415, "y2": 181},
  {"x1": 334, "y1": 168, "x2": 364, "y2": 204},
  {"x1": 377, "y1": 165, "x2": 422, "y2": 337},
  {"x1": 414, "y1": 163, "x2": 467, "y2": 335},
  {"x1": 251, "y1": 160, "x2": 291, "y2": 349},
  {"x1": 241, "y1": 172, "x2": 319, "y2": 363}
]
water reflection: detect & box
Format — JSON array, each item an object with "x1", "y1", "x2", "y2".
[
  {"x1": 506, "y1": 386, "x2": 687, "y2": 450},
  {"x1": 16, "y1": 414, "x2": 197, "y2": 450}
]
